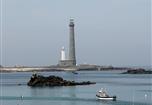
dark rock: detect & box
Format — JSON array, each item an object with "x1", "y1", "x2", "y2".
[
  {"x1": 27, "y1": 74, "x2": 96, "y2": 87},
  {"x1": 122, "y1": 68, "x2": 152, "y2": 74}
]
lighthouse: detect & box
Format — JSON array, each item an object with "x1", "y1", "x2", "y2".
[
  {"x1": 59, "y1": 19, "x2": 76, "y2": 67},
  {"x1": 68, "y1": 19, "x2": 76, "y2": 65},
  {"x1": 60, "y1": 46, "x2": 66, "y2": 60}
]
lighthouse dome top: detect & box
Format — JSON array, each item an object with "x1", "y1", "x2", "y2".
[
  {"x1": 62, "y1": 46, "x2": 65, "y2": 50},
  {"x1": 70, "y1": 18, "x2": 74, "y2": 22},
  {"x1": 69, "y1": 19, "x2": 74, "y2": 27}
]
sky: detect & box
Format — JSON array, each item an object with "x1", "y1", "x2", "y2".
[{"x1": 0, "y1": 0, "x2": 151, "y2": 67}]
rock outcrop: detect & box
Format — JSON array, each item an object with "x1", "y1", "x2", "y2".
[
  {"x1": 122, "y1": 68, "x2": 152, "y2": 74},
  {"x1": 27, "y1": 74, "x2": 96, "y2": 87}
]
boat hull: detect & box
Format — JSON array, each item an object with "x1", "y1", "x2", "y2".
[{"x1": 96, "y1": 95, "x2": 116, "y2": 101}]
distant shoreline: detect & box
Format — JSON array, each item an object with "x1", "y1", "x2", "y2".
[
  {"x1": 0, "y1": 66, "x2": 129, "y2": 73},
  {"x1": 1, "y1": 64, "x2": 150, "y2": 73},
  {"x1": 0, "y1": 67, "x2": 127, "y2": 73}
]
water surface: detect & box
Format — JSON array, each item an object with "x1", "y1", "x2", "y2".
[{"x1": 0, "y1": 71, "x2": 151, "y2": 105}]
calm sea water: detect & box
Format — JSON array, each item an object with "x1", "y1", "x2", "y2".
[{"x1": 0, "y1": 71, "x2": 152, "y2": 105}]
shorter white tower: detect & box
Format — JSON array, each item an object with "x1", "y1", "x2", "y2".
[{"x1": 61, "y1": 46, "x2": 66, "y2": 60}]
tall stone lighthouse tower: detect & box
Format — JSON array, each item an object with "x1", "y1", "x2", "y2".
[
  {"x1": 59, "y1": 19, "x2": 76, "y2": 67},
  {"x1": 69, "y1": 19, "x2": 76, "y2": 66}
]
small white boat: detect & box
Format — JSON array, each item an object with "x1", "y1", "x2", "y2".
[{"x1": 96, "y1": 88, "x2": 116, "y2": 101}]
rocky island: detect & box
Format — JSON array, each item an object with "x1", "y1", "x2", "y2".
[
  {"x1": 27, "y1": 74, "x2": 96, "y2": 87},
  {"x1": 122, "y1": 68, "x2": 152, "y2": 74}
]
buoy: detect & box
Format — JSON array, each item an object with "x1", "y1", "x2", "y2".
[{"x1": 21, "y1": 95, "x2": 23, "y2": 99}]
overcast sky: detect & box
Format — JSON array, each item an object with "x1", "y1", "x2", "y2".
[{"x1": 0, "y1": 0, "x2": 151, "y2": 67}]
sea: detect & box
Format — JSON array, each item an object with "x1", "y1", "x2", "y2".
[{"x1": 0, "y1": 70, "x2": 152, "y2": 105}]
